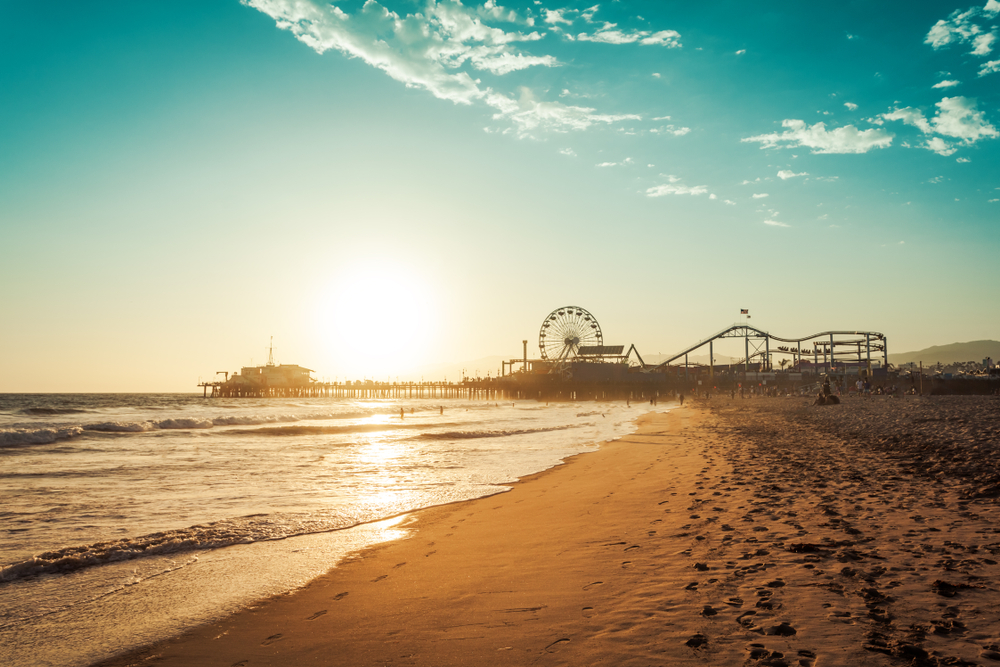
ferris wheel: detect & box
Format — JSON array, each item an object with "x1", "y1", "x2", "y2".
[{"x1": 538, "y1": 306, "x2": 603, "y2": 361}]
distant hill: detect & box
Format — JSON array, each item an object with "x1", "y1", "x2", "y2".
[{"x1": 889, "y1": 340, "x2": 1000, "y2": 366}]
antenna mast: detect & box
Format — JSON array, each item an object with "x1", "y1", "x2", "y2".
[{"x1": 268, "y1": 336, "x2": 274, "y2": 366}]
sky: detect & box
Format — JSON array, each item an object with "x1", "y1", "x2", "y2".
[{"x1": 1, "y1": 0, "x2": 999, "y2": 392}]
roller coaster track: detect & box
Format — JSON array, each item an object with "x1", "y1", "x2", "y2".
[{"x1": 649, "y1": 324, "x2": 886, "y2": 371}]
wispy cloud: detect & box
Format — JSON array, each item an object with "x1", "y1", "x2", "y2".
[
  {"x1": 487, "y1": 89, "x2": 641, "y2": 135},
  {"x1": 576, "y1": 23, "x2": 682, "y2": 46},
  {"x1": 752, "y1": 193, "x2": 769, "y2": 198},
  {"x1": 650, "y1": 125, "x2": 691, "y2": 136},
  {"x1": 933, "y1": 79, "x2": 961, "y2": 88},
  {"x1": 244, "y1": 1, "x2": 650, "y2": 137},
  {"x1": 763, "y1": 219, "x2": 790, "y2": 227},
  {"x1": 844, "y1": 102, "x2": 858, "y2": 111},
  {"x1": 242, "y1": 0, "x2": 555, "y2": 106},
  {"x1": 743, "y1": 120, "x2": 893, "y2": 154},
  {"x1": 777, "y1": 170, "x2": 809, "y2": 180},
  {"x1": 596, "y1": 157, "x2": 634, "y2": 167},
  {"x1": 980, "y1": 59, "x2": 1000, "y2": 76},
  {"x1": 646, "y1": 175, "x2": 709, "y2": 197}
]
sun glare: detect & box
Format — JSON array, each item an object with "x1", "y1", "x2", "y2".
[{"x1": 314, "y1": 264, "x2": 439, "y2": 378}]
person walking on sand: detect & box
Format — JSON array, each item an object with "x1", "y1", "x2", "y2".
[{"x1": 679, "y1": 393, "x2": 684, "y2": 406}]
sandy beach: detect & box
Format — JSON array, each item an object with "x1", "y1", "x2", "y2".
[{"x1": 93, "y1": 396, "x2": 1000, "y2": 667}]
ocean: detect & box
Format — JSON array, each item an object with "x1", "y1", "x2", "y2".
[{"x1": 0, "y1": 393, "x2": 647, "y2": 667}]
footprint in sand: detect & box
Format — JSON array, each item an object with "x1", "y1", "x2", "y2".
[
  {"x1": 231, "y1": 662, "x2": 249, "y2": 667},
  {"x1": 372, "y1": 575, "x2": 388, "y2": 582},
  {"x1": 582, "y1": 581, "x2": 604, "y2": 590},
  {"x1": 582, "y1": 607, "x2": 596, "y2": 618},
  {"x1": 765, "y1": 621, "x2": 797, "y2": 636},
  {"x1": 306, "y1": 610, "x2": 327, "y2": 620},
  {"x1": 261, "y1": 633, "x2": 284, "y2": 646},
  {"x1": 333, "y1": 592, "x2": 349, "y2": 601},
  {"x1": 544, "y1": 638, "x2": 570, "y2": 653}
]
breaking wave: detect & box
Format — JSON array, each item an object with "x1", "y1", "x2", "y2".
[
  {"x1": 0, "y1": 427, "x2": 84, "y2": 448},
  {"x1": 0, "y1": 511, "x2": 363, "y2": 583}
]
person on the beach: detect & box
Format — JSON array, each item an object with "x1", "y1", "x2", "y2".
[{"x1": 679, "y1": 393, "x2": 684, "y2": 406}]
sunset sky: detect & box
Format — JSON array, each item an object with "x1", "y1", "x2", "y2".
[{"x1": 2, "y1": 1, "x2": 998, "y2": 391}]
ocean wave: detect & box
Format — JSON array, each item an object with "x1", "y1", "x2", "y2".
[
  {"x1": 153, "y1": 418, "x2": 215, "y2": 430},
  {"x1": 419, "y1": 425, "x2": 581, "y2": 440},
  {"x1": 0, "y1": 512, "x2": 359, "y2": 583},
  {"x1": 83, "y1": 421, "x2": 155, "y2": 433},
  {"x1": 0, "y1": 427, "x2": 85, "y2": 448},
  {"x1": 210, "y1": 414, "x2": 299, "y2": 426},
  {"x1": 20, "y1": 407, "x2": 91, "y2": 415}
]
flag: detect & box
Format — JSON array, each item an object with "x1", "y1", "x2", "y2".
[{"x1": 740, "y1": 309, "x2": 748, "y2": 314}]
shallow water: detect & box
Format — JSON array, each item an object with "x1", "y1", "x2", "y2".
[{"x1": 0, "y1": 394, "x2": 646, "y2": 667}]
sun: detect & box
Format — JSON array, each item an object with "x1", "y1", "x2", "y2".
[{"x1": 314, "y1": 263, "x2": 440, "y2": 379}]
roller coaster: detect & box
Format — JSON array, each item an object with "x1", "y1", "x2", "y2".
[{"x1": 648, "y1": 324, "x2": 887, "y2": 376}]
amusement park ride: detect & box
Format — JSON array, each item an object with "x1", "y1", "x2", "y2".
[{"x1": 501, "y1": 305, "x2": 888, "y2": 380}]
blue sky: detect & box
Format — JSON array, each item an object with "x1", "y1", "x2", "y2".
[{"x1": 1, "y1": 1, "x2": 998, "y2": 391}]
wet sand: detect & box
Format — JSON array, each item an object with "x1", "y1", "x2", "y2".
[{"x1": 93, "y1": 396, "x2": 1000, "y2": 667}]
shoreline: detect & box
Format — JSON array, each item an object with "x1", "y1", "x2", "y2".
[{"x1": 93, "y1": 396, "x2": 1000, "y2": 666}]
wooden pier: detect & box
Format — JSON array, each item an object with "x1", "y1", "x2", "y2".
[
  {"x1": 198, "y1": 380, "x2": 505, "y2": 401},
  {"x1": 198, "y1": 376, "x2": 676, "y2": 402}
]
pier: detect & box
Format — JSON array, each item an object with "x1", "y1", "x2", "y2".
[{"x1": 198, "y1": 380, "x2": 504, "y2": 401}]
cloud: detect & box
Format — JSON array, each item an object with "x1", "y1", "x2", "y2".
[
  {"x1": 596, "y1": 157, "x2": 634, "y2": 167},
  {"x1": 735, "y1": 49, "x2": 746, "y2": 55},
  {"x1": 844, "y1": 102, "x2": 858, "y2": 110},
  {"x1": 559, "y1": 147, "x2": 577, "y2": 156},
  {"x1": 577, "y1": 23, "x2": 682, "y2": 47},
  {"x1": 743, "y1": 119, "x2": 893, "y2": 154},
  {"x1": 925, "y1": 4, "x2": 997, "y2": 56},
  {"x1": 543, "y1": 8, "x2": 573, "y2": 25},
  {"x1": 933, "y1": 79, "x2": 961, "y2": 88},
  {"x1": 244, "y1": 1, "x2": 653, "y2": 137},
  {"x1": 651, "y1": 124, "x2": 690, "y2": 136},
  {"x1": 752, "y1": 193, "x2": 769, "y2": 198},
  {"x1": 957, "y1": 156, "x2": 971, "y2": 162},
  {"x1": 883, "y1": 96, "x2": 998, "y2": 146},
  {"x1": 242, "y1": 0, "x2": 559, "y2": 107},
  {"x1": 487, "y1": 88, "x2": 641, "y2": 135},
  {"x1": 646, "y1": 177, "x2": 709, "y2": 197},
  {"x1": 763, "y1": 219, "x2": 789, "y2": 227},
  {"x1": 777, "y1": 170, "x2": 808, "y2": 179},
  {"x1": 478, "y1": 0, "x2": 534, "y2": 26},
  {"x1": 972, "y1": 32, "x2": 997, "y2": 55},
  {"x1": 980, "y1": 59, "x2": 1000, "y2": 76},
  {"x1": 926, "y1": 137, "x2": 957, "y2": 155}
]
